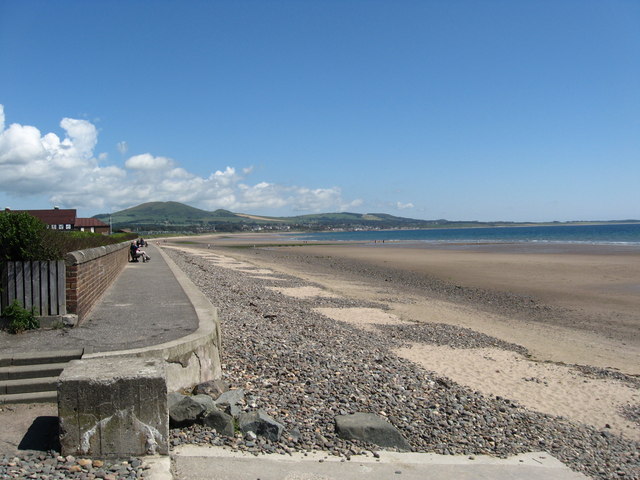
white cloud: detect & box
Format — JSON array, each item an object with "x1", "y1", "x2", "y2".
[
  {"x1": 117, "y1": 141, "x2": 128, "y2": 154},
  {"x1": 59, "y1": 117, "x2": 97, "y2": 159},
  {"x1": 125, "y1": 153, "x2": 174, "y2": 170},
  {"x1": 0, "y1": 105, "x2": 359, "y2": 215},
  {"x1": 0, "y1": 123, "x2": 46, "y2": 166},
  {"x1": 396, "y1": 201, "x2": 414, "y2": 210}
]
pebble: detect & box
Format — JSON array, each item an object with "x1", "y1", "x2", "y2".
[{"x1": 0, "y1": 453, "x2": 150, "y2": 479}]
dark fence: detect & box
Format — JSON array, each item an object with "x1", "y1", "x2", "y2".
[{"x1": 0, "y1": 260, "x2": 66, "y2": 316}]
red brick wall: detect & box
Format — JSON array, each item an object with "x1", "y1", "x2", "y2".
[{"x1": 65, "y1": 242, "x2": 129, "y2": 323}]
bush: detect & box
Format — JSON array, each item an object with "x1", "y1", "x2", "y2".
[
  {"x1": 0, "y1": 212, "x2": 60, "y2": 260},
  {"x1": 0, "y1": 212, "x2": 137, "y2": 260},
  {"x1": 1, "y1": 299, "x2": 39, "y2": 333},
  {"x1": 42, "y1": 230, "x2": 137, "y2": 255}
]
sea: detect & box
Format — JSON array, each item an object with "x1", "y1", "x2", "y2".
[{"x1": 289, "y1": 223, "x2": 640, "y2": 246}]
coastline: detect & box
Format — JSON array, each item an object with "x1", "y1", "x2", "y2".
[
  {"x1": 179, "y1": 232, "x2": 640, "y2": 375},
  {"x1": 160, "y1": 238, "x2": 640, "y2": 478}
]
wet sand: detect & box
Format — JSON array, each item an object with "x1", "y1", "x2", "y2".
[{"x1": 174, "y1": 233, "x2": 640, "y2": 376}]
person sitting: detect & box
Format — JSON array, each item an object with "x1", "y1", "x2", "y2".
[
  {"x1": 129, "y1": 242, "x2": 140, "y2": 262},
  {"x1": 138, "y1": 248, "x2": 151, "y2": 262}
]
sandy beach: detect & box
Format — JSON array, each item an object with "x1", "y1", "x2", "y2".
[
  {"x1": 182, "y1": 233, "x2": 640, "y2": 375},
  {"x1": 167, "y1": 234, "x2": 640, "y2": 436},
  {"x1": 160, "y1": 236, "x2": 640, "y2": 478}
]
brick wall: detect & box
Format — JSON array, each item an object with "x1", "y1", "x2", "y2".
[{"x1": 65, "y1": 241, "x2": 130, "y2": 323}]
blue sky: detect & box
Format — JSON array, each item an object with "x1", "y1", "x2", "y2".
[{"x1": 1, "y1": 0, "x2": 638, "y2": 221}]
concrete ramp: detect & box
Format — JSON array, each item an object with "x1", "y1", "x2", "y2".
[{"x1": 172, "y1": 445, "x2": 588, "y2": 480}]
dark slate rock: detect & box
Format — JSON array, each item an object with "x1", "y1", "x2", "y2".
[
  {"x1": 193, "y1": 394, "x2": 217, "y2": 411},
  {"x1": 214, "y1": 388, "x2": 245, "y2": 417},
  {"x1": 193, "y1": 379, "x2": 229, "y2": 398},
  {"x1": 169, "y1": 394, "x2": 215, "y2": 427},
  {"x1": 201, "y1": 406, "x2": 235, "y2": 437},
  {"x1": 335, "y1": 413, "x2": 411, "y2": 451},
  {"x1": 237, "y1": 410, "x2": 284, "y2": 441},
  {"x1": 214, "y1": 388, "x2": 245, "y2": 407}
]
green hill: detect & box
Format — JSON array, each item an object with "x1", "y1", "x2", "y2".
[
  {"x1": 93, "y1": 202, "x2": 437, "y2": 232},
  {"x1": 94, "y1": 201, "x2": 254, "y2": 229},
  {"x1": 95, "y1": 201, "x2": 635, "y2": 234}
]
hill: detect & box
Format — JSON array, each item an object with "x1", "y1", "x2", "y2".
[
  {"x1": 94, "y1": 201, "x2": 640, "y2": 234},
  {"x1": 93, "y1": 202, "x2": 440, "y2": 233},
  {"x1": 94, "y1": 202, "x2": 253, "y2": 230}
]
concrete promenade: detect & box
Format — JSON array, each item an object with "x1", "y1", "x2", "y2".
[
  {"x1": 0, "y1": 243, "x2": 199, "y2": 356},
  {"x1": 0, "y1": 242, "x2": 587, "y2": 479}
]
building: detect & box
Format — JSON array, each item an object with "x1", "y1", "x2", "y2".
[
  {"x1": 4, "y1": 207, "x2": 110, "y2": 234},
  {"x1": 74, "y1": 217, "x2": 111, "y2": 234}
]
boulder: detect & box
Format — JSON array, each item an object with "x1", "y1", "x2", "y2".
[
  {"x1": 168, "y1": 392, "x2": 186, "y2": 410},
  {"x1": 193, "y1": 379, "x2": 228, "y2": 398},
  {"x1": 215, "y1": 388, "x2": 245, "y2": 417},
  {"x1": 334, "y1": 413, "x2": 411, "y2": 451},
  {"x1": 169, "y1": 394, "x2": 215, "y2": 427},
  {"x1": 201, "y1": 407, "x2": 235, "y2": 437},
  {"x1": 238, "y1": 410, "x2": 284, "y2": 442},
  {"x1": 193, "y1": 394, "x2": 217, "y2": 410}
]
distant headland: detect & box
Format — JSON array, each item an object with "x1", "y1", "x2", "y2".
[{"x1": 92, "y1": 201, "x2": 640, "y2": 234}]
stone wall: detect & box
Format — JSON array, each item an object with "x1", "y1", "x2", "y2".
[{"x1": 65, "y1": 242, "x2": 130, "y2": 323}]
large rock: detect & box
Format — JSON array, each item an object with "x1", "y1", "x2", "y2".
[
  {"x1": 334, "y1": 413, "x2": 411, "y2": 451},
  {"x1": 215, "y1": 388, "x2": 245, "y2": 416},
  {"x1": 169, "y1": 394, "x2": 215, "y2": 427},
  {"x1": 58, "y1": 357, "x2": 168, "y2": 457},
  {"x1": 202, "y1": 407, "x2": 235, "y2": 437},
  {"x1": 168, "y1": 392, "x2": 186, "y2": 410},
  {"x1": 238, "y1": 410, "x2": 284, "y2": 442},
  {"x1": 168, "y1": 391, "x2": 234, "y2": 436},
  {"x1": 193, "y1": 379, "x2": 228, "y2": 398}
]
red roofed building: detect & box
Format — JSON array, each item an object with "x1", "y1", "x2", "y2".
[
  {"x1": 4, "y1": 207, "x2": 110, "y2": 234},
  {"x1": 74, "y1": 217, "x2": 110, "y2": 234}
]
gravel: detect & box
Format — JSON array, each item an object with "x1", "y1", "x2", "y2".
[
  {"x1": 165, "y1": 247, "x2": 640, "y2": 480},
  {"x1": 0, "y1": 452, "x2": 152, "y2": 479}
]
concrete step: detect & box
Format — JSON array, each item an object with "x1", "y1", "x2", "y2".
[
  {"x1": 0, "y1": 349, "x2": 83, "y2": 367},
  {"x1": 0, "y1": 349, "x2": 83, "y2": 404},
  {"x1": 0, "y1": 376, "x2": 58, "y2": 395},
  {"x1": 0, "y1": 362, "x2": 69, "y2": 381},
  {"x1": 0, "y1": 390, "x2": 57, "y2": 404}
]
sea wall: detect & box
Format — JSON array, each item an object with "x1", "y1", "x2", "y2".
[{"x1": 65, "y1": 241, "x2": 129, "y2": 323}]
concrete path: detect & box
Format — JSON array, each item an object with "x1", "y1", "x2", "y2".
[
  {"x1": 171, "y1": 445, "x2": 588, "y2": 480},
  {"x1": 0, "y1": 243, "x2": 199, "y2": 356}
]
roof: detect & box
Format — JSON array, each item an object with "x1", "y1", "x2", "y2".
[
  {"x1": 14, "y1": 209, "x2": 77, "y2": 225},
  {"x1": 75, "y1": 217, "x2": 109, "y2": 227}
]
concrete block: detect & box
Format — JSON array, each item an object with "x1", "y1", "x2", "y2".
[
  {"x1": 58, "y1": 356, "x2": 168, "y2": 458},
  {"x1": 39, "y1": 314, "x2": 78, "y2": 329}
]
